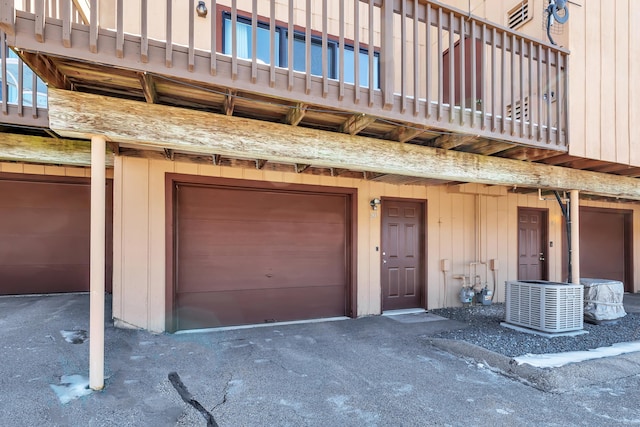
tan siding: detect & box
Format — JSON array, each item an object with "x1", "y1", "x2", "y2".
[
  {"x1": 569, "y1": 0, "x2": 639, "y2": 165},
  {"x1": 113, "y1": 158, "x2": 640, "y2": 330}
]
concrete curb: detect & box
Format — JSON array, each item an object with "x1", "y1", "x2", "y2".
[{"x1": 427, "y1": 338, "x2": 640, "y2": 393}]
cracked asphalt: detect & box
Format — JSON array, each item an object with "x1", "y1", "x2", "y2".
[{"x1": 2, "y1": 294, "x2": 640, "y2": 426}]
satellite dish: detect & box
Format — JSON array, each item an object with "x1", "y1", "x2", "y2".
[{"x1": 546, "y1": 0, "x2": 569, "y2": 45}]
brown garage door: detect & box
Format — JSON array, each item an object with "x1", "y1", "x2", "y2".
[
  {"x1": 174, "y1": 183, "x2": 350, "y2": 330},
  {"x1": 579, "y1": 207, "x2": 633, "y2": 292},
  {"x1": 0, "y1": 175, "x2": 113, "y2": 295}
]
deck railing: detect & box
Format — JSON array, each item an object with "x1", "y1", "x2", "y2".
[
  {"x1": 0, "y1": 29, "x2": 48, "y2": 127},
  {"x1": 0, "y1": 0, "x2": 569, "y2": 148}
]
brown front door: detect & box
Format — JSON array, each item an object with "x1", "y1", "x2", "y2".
[
  {"x1": 518, "y1": 208, "x2": 548, "y2": 281},
  {"x1": 381, "y1": 199, "x2": 424, "y2": 311}
]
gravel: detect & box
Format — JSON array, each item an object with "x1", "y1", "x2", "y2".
[{"x1": 430, "y1": 303, "x2": 640, "y2": 358}]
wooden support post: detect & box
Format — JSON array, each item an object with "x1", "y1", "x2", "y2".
[
  {"x1": 570, "y1": 190, "x2": 580, "y2": 285},
  {"x1": 89, "y1": 134, "x2": 106, "y2": 391}
]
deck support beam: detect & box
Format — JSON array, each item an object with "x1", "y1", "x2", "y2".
[
  {"x1": 89, "y1": 134, "x2": 106, "y2": 391},
  {"x1": 47, "y1": 89, "x2": 640, "y2": 201}
]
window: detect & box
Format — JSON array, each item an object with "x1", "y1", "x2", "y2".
[
  {"x1": 222, "y1": 12, "x2": 379, "y2": 89},
  {"x1": 0, "y1": 49, "x2": 48, "y2": 108}
]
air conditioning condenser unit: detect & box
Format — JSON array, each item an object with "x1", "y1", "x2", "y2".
[{"x1": 504, "y1": 280, "x2": 583, "y2": 333}]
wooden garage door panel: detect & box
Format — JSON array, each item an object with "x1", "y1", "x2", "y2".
[
  {"x1": 580, "y1": 210, "x2": 626, "y2": 282},
  {"x1": 0, "y1": 178, "x2": 113, "y2": 295},
  {"x1": 175, "y1": 184, "x2": 349, "y2": 328},
  {"x1": 176, "y1": 285, "x2": 346, "y2": 329},
  {"x1": 0, "y1": 265, "x2": 89, "y2": 294}
]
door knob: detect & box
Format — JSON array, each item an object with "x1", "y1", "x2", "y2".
[{"x1": 383, "y1": 259, "x2": 387, "y2": 264}]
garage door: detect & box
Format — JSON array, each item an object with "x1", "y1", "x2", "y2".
[
  {"x1": 579, "y1": 207, "x2": 633, "y2": 292},
  {"x1": 0, "y1": 176, "x2": 113, "y2": 295},
  {"x1": 174, "y1": 183, "x2": 350, "y2": 330}
]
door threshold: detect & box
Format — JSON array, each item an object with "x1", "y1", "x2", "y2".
[{"x1": 382, "y1": 308, "x2": 427, "y2": 316}]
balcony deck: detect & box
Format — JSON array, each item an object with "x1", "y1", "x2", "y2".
[{"x1": 4, "y1": 1, "x2": 631, "y2": 186}]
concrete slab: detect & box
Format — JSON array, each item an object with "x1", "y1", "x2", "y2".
[{"x1": 2, "y1": 293, "x2": 640, "y2": 426}]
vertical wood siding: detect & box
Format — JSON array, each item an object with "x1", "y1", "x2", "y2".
[{"x1": 112, "y1": 157, "x2": 640, "y2": 332}]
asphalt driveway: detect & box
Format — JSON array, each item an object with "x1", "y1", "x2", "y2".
[{"x1": 2, "y1": 294, "x2": 640, "y2": 426}]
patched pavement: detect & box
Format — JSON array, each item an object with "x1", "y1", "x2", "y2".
[{"x1": 1, "y1": 294, "x2": 640, "y2": 426}]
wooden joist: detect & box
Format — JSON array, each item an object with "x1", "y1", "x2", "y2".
[
  {"x1": 295, "y1": 164, "x2": 310, "y2": 173},
  {"x1": 47, "y1": 89, "x2": 640, "y2": 200},
  {"x1": 339, "y1": 113, "x2": 376, "y2": 135},
  {"x1": 224, "y1": 89, "x2": 236, "y2": 116},
  {"x1": 285, "y1": 103, "x2": 307, "y2": 126},
  {"x1": 139, "y1": 72, "x2": 157, "y2": 104},
  {"x1": 384, "y1": 125, "x2": 425, "y2": 143}
]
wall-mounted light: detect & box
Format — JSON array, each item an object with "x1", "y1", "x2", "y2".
[
  {"x1": 196, "y1": 1, "x2": 208, "y2": 18},
  {"x1": 370, "y1": 198, "x2": 381, "y2": 210}
]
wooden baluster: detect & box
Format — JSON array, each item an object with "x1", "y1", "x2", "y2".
[
  {"x1": 510, "y1": 33, "x2": 516, "y2": 136},
  {"x1": 269, "y1": 0, "x2": 275, "y2": 87},
  {"x1": 563, "y1": 53, "x2": 569, "y2": 147},
  {"x1": 287, "y1": 0, "x2": 294, "y2": 91},
  {"x1": 1, "y1": 33, "x2": 7, "y2": 114},
  {"x1": 89, "y1": 0, "x2": 98, "y2": 52},
  {"x1": 62, "y1": 0, "x2": 71, "y2": 47},
  {"x1": 480, "y1": 23, "x2": 486, "y2": 130},
  {"x1": 188, "y1": 0, "x2": 194, "y2": 71},
  {"x1": 35, "y1": 0, "x2": 45, "y2": 42},
  {"x1": 210, "y1": 0, "x2": 217, "y2": 75},
  {"x1": 546, "y1": 46, "x2": 551, "y2": 144},
  {"x1": 368, "y1": 0, "x2": 374, "y2": 106},
  {"x1": 460, "y1": 14, "x2": 465, "y2": 125},
  {"x1": 413, "y1": 0, "x2": 419, "y2": 116},
  {"x1": 556, "y1": 51, "x2": 562, "y2": 146},
  {"x1": 354, "y1": 0, "x2": 360, "y2": 104},
  {"x1": 500, "y1": 32, "x2": 506, "y2": 134},
  {"x1": 251, "y1": 0, "x2": 257, "y2": 82},
  {"x1": 231, "y1": 0, "x2": 237, "y2": 79},
  {"x1": 491, "y1": 27, "x2": 496, "y2": 132},
  {"x1": 437, "y1": 7, "x2": 443, "y2": 121},
  {"x1": 338, "y1": 0, "x2": 344, "y2": 101},
  {"x1": 528, "y1": 40, "x2": 533, "y2": 139},
  {"x1": 322, "y1": 0, "x2": 328, "y2": 97},
  {"x1": 470, "y1": 20, "x2": 476, "y2": 128},
  {"x1": 400, "y1": 0, "x2": 406, "y2": 114},
  {"x1": 165, "y1": 0, "x2": 172, "y2": 67},
  {"x1": 116, "y1": 0, "x2": 123, "y2": 58},
  {"x1": 381, "y1": 0, "x2": 394, "y2": 108},
  {"x1": 448, "y1": 12, "x2": 454, "y2": 123},
  {"x1": 141, "y1": 0, "x2": 148, "y2": 62},
  {"x1": 425, "y1": 3, "x2": 431, "y2": 119},
  {"x1": 305, "y1": 0, "x2": 311, "y2": 94}
]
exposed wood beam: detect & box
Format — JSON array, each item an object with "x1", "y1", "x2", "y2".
[
  {"x1": 17, "y1": 52, "x2": 69, "y2": 90},
  {"x1": 164, "y1": 148, "x2": 174, "y2": 160},
  {"x1": 0, "y1": 132, "x2": 113, "y2": 167},
  {"x1": 213, "y1": 154, "x2": 221, "y2": 165},
  {"x1": 538, "y1": 154, "x2": 576, "y2": 166},
  {"x1": 47, "y1": 89, "x2": 640, "y2": 201},
  {"x1": 285, "y1": 103, "x2": 307, "y2": 126},
  {"x1": 224, "y1": 89, "x2": 237, "y2": 116},
  {"x1": 384, "y1": 125, "x2": 425, "y2": 143},
  {"x1": 364, "y1": 171, "x2": 387, "y2": 180},
  {"x1": 339, "y1": 113, "x2": 376, "y2": 135},
  {"x1": 331, "y1": 168, "x2": 347, "y2": 177},
  {"x1": 107, "y1": 141, "x2": 120, "y2": 155},
  {"x1": 138, "y1": 72, "x2": 157, "y2": 104},
  {"x1": 295, "y1": 163, "x2": 310, "y2": 173},
  {"x1": 255, "y1": 159, "x2": 267, "y2": 170},
  {"x1": 588, "y1": 163, "x2": 632, "y2": 173}
]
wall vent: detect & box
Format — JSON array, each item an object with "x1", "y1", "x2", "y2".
[
  {"x1": 505, "y1": 280, "x2": 583, "y2": 333},
  {"x1": 507, "y1": 1, "x2": 532, "y2": 30},
  {"x1": 507, "y1": 97, "x2": 529, "y2": 121}
]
